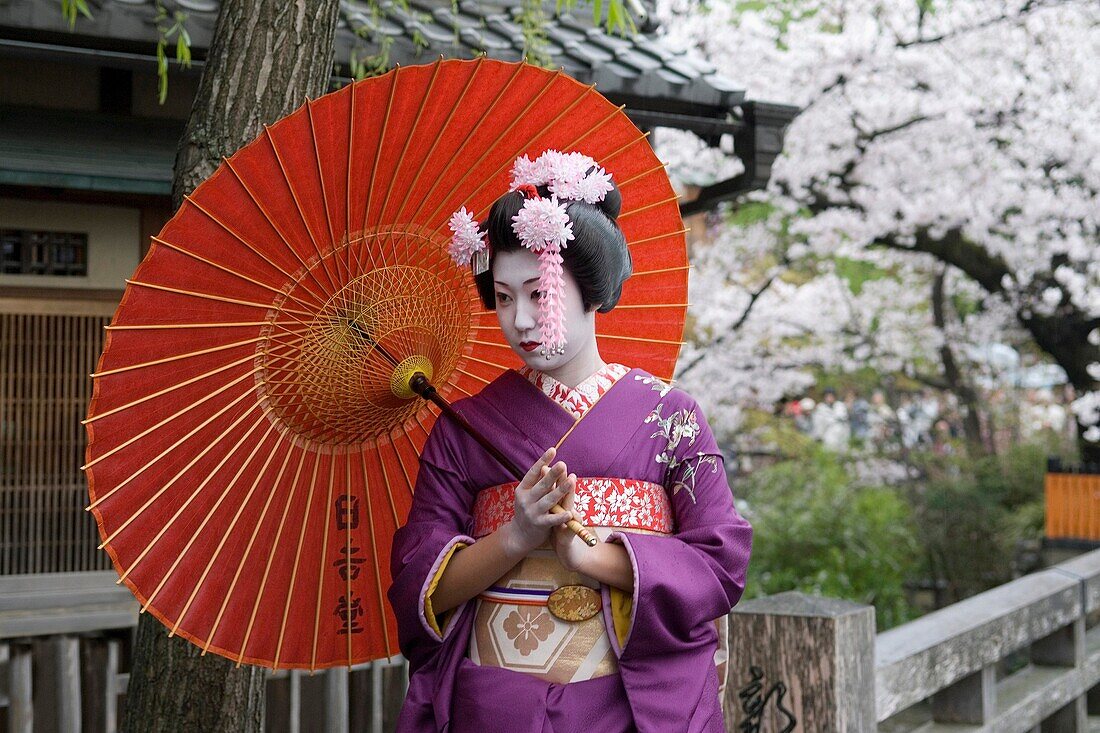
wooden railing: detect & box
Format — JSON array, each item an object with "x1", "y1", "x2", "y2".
[
  {"x1": 0, "y1": 572, "x2": 409, "y2": 733},
  {"x1": 727, "y1": 547, "x2": 1100, "y2": 731},
  {"x1": 1046, "y1": 459, "x2": 1100, "y2": 543}
]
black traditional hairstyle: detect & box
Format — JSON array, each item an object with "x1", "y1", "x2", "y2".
[{"x1": 473, "y1": 177, "x2": 632, "y2": 313}]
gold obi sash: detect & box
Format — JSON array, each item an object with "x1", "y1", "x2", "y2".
[{"x1": 467, "y1": 477, "x2": 673, "y2": 684}]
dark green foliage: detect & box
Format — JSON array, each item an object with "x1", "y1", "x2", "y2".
[
  {"x1": 905, "y1": 441, "x2": 1049, "y2": 604},
  {"x1": 740, "y1": 445, "x2": 920, "y2": 631},
  {"x1": 742, "y1": 436, "x2": 1054, "y2": 633}
]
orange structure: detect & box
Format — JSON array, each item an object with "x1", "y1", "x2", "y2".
[{"x1": 1045, "y1": 460, "x2": 1100, "y2": 541}]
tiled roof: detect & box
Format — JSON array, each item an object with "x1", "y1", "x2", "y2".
[
  {"x1": 0, "y1": 0, "x2": 744, "y2": 111},
  {"x1": 336, "y1": 1, "x2": 744, "y2": 109},
  {"x1": 0, "y1": 105, "x2": 179, "y2": 194},
  {"x1": 0, "y1": 0, "x2": 796, "y2": 207}
]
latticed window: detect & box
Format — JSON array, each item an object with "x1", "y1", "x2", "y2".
[
  {"x1": 0, "y1": 311, "x2": 111, "y2": 574},
  {"x1": 1, "y1": 229, "x2": 88, "y2": 276}
]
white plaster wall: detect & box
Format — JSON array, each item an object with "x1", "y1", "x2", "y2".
[{"x1": 0, "y1": 197, "x2": 140, "y2": 291}]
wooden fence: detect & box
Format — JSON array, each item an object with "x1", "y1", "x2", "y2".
[{"x1": 0, "y1": 572, "x2": 408, "y2": 733}]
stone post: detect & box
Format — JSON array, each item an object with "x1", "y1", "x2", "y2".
[{"x1": 725, "y1": 592, "x2": 877, "y2": 732}]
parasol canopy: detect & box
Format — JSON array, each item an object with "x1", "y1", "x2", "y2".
[{"x1": 84, "y1": 58, "x2": 688, "y2": 670}]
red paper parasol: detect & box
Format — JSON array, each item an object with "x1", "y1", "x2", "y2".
[{"x1": 84, "y1": 58, "x2": 688, "y2": 670}]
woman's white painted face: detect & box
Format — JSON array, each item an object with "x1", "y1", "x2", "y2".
[{"x1": 492, "y1": 248, "x2": 595, "y2": 371}]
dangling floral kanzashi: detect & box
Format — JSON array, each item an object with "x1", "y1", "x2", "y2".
[{"x1": 447, "y1": 149, "x2": 614, "y2": 359}]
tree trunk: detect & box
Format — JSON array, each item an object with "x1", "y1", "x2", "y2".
[
  {"x1": 930, "y1": 268, "x2": 988, "y2": 456},
  {"x1": 123, "y1": 0, "x2": 340, "y2": 730},
  {"x1": 868, "y1": 227, "x2": 1100, "y2": 464},
  {"x1": 171, "y1": 0, "x2": 341, "y2": 210},
  {"x1": 123, "y1": 615, "x2": 267, "y2": 732}
]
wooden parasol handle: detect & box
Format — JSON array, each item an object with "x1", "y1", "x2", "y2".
[{"x1": 409, "y1": 374, "x2": 598, "y2": 547}]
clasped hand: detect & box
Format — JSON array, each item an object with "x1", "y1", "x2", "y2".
[{"x1": 501, "y1": 446, "x2": 589, "y2": 573}]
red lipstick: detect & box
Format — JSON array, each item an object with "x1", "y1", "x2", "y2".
[{"x1": 520, "y1": 341, "x2": 539, "y2": 352}]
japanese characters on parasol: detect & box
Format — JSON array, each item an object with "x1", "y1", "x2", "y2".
[{"x1": 83, "y1": 58, "x2": 688, "y2": 670}]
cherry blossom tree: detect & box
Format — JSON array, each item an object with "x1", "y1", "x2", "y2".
[
  {"x1": 671, "y1": 200, "x2": 1022, "y2": 456},
  {"x1": 657, "y1": 0, "x2": 1100, "y2": 460}
]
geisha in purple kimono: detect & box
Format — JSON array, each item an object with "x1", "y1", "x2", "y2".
[{"x1": 387, "y1": 151, "x2": 753, "y2": 732}]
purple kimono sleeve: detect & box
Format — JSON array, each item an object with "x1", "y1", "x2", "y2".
[
  {"x1": 607, "y1": 396, "x2": 753, "y2": 659},
  {"x1": 387, "y1": 414, "x2": 477, "y2": 673}
]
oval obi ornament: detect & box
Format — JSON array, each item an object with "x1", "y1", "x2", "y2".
[{"x1": 547, "y1": 584, "x2": 602, "y2": 622}]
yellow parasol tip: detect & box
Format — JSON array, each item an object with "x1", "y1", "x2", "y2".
[{"x1": 390, "y1": 356, "x2": 435, "y2": 400}]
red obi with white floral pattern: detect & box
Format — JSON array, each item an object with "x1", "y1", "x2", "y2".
[{"x1": 472, "y1": 476, "x2": 673, "y2": 538}]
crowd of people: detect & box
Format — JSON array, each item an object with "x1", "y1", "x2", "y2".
[{"x1": 782, "y1": 385, "x2": 1077, "y2": 455}]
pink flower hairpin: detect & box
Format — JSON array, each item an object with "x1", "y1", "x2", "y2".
[
  {"x1": 447, "y1": 206, "x2": 487, "y2": 269},
  {"x1": 448, "y1": 149, "x2": 613, "y2": 360}
]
